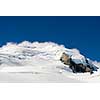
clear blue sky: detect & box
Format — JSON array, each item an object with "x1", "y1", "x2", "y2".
[{"x1": 0, "y1": 16, "x2": 100, "y2": 61}]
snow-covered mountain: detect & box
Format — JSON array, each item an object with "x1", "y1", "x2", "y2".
[{"x1": 0, "y1": 41, "x2": 100, "y2": 83}]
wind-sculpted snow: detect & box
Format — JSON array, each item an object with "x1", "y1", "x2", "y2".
[
  {"x1": 0, "y1": 41, "x2": 88, "y2": 65},
  {"x1": 0, "y1": 41, "x2": 99, "y2": 82}
]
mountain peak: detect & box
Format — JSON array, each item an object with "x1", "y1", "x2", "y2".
[{"x1": 0, "y1": 41, "x2": 99, "y2": 73}]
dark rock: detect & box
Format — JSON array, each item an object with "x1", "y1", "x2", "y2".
[{"x1": 60, "y1": 52, "x2": 98, "y2": 74}]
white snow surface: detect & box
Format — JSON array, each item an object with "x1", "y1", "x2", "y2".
[{"x1": 0, "y1": 41, "x2": 99, "y2": 83}]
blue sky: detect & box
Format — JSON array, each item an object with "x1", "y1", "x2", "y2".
[{"x1": 0, "y1": 16, "x2": 100, "y2": 61}]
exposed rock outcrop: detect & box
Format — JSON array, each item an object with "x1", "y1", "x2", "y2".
[
  {"x1": 60, "y1": 52, "x2": 70, "y2": 65},
  {"x1": 60, "y1": 52, "x2": 98, "y2": 74}
]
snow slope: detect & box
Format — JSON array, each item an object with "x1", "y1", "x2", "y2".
[{"x1": 0, "y1": 41, "x2": 99, "y2": 83}]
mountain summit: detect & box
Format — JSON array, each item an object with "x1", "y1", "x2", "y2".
[{"x1": 0, "y1": 41, "x2": 99, "y2": 71}]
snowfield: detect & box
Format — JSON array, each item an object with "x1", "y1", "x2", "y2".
[{"x1": 0, "y1": 41, "x2": 100, "y2": 83}]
